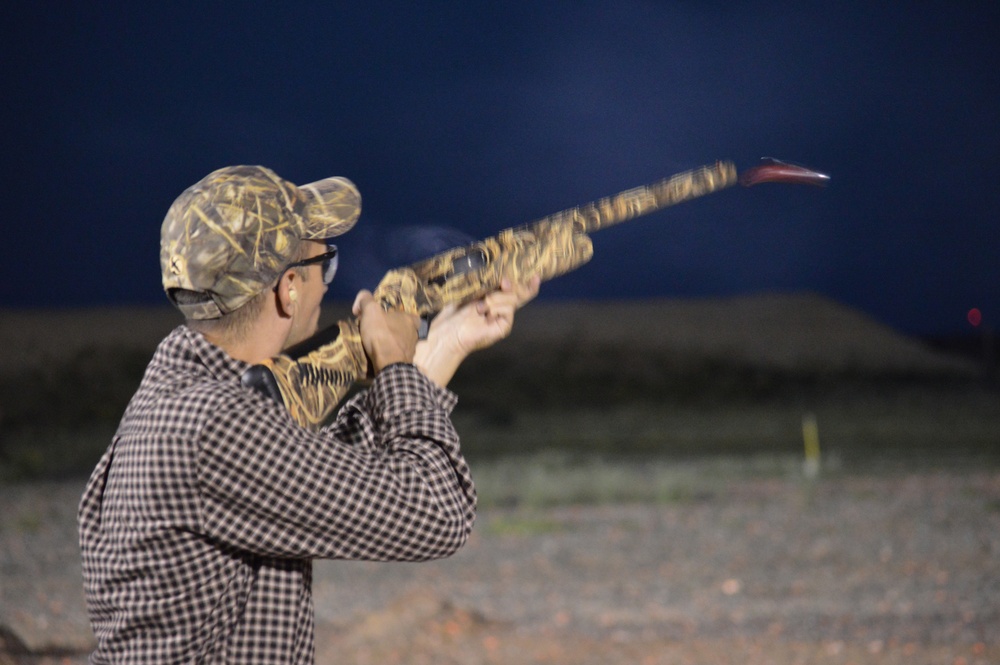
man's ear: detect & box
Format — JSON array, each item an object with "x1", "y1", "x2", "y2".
[{"x1": 275, "y1": 271, "x2": 298, "y2": 318}]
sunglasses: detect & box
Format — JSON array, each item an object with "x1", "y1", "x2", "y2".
[{"x1": 281, "y1": 245, "x2": 339, "y2": 285}]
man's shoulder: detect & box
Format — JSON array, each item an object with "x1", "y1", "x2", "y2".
[{"x1": 120, "y1": 327, "x2": 267, "y2": 435}]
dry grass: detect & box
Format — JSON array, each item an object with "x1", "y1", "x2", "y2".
[{"x1": 1, "y1": 293, "x2": 996, "y2": 480}]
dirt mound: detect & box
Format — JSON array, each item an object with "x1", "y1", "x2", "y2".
[
  {"x1": 504, "y1": 292, "x2": 977, "y2": 377},
  {"x1": 315, "y1": 589, "x2": 502, "y2": 664}
]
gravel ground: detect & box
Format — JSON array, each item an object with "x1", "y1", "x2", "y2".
[{"x1": 2, "y1": 467, "x2": 998, "y2": 664}]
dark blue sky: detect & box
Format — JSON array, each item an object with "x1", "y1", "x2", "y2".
[{"x1": 3, "y1": 2, "x2": 999, "y2": 335}]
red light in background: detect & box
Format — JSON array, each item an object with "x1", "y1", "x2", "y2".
[{"x1": 967, "y1": 308, "x2": 982, "y2": 327}]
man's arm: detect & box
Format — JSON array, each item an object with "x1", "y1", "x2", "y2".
[
  {"x1": 198, "y1": 293, "x2": 475, "y2": 562},
  {"x1": 198, "y1": 364, "x2": 475, "y2": 562}
]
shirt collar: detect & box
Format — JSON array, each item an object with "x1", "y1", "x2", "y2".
[{"x1": 178, "y1": 325, "x2": 252, "y2": 383}]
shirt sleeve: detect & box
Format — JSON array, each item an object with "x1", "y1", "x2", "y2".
[{"x1": 195, "y1": 363, "x2": 476, "y2": 562}]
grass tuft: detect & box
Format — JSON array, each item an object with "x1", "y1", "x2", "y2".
[{"x1": 470, "y1": 452, "x2": 805, "y2": 509}]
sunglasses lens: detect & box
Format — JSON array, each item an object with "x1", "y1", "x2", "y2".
[{"x1": 322, "y1": 249, "x2": 338, "y2": 284}]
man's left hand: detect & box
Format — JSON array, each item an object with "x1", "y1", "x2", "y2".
[{"x1": 414, "y1": 275, "x2": 540, "y2": 387}]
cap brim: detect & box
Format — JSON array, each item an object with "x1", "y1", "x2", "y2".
[{"x1": 298, "y1": 176, "x2": 361, "y2": 239}]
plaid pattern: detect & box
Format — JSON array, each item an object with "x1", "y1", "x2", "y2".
[{"x1": 78, "y1": 326, "x2": 475, "y2": 664}]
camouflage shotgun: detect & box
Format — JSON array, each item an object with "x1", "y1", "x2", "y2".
[{"x1": 241, "y1": 158, "x2": 829, "y2": 428}]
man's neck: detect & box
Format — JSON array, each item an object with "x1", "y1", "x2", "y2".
[{"x1": 200, "y1": 326, "x2": 286, "y2": 365}]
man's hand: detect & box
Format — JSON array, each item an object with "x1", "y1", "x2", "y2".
[
  {"x1": 450, "y1": 275, "x2": 541, "y2": 354},
  {"x1": 353, "y1": 290, "x2": 420, "y2": 373},
  {"x1": 414, "y1": 275, "x2": 540, "y2": 387}
]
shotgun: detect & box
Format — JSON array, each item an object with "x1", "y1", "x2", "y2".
[{"x1": 241, "y1": 158, "x2": 828, "y2": 428}]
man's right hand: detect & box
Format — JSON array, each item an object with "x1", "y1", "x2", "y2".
[{"x1": 352, "y1": 290, "x2": 420, "y2": 373}]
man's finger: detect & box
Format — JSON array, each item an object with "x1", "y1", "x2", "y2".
[{"x1": 352, "y1": 290, "x2": 375, "y2": 316}]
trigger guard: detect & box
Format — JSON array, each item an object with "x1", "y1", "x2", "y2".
[{"x1": 418, "y1": 315, "x2": 433, "y2": 340}]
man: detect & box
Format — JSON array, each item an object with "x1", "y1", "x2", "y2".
[{"x1": 78, "y1": 165, "x2": 538, "y2": 663}]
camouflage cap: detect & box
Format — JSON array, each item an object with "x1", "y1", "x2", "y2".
[{"x1": 161, "y1": 165, "x2": 361, "y2": 320}]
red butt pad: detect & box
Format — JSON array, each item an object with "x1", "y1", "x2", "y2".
[{"x1": 739, "y1": 159, "x2": 830, "y2": 187}]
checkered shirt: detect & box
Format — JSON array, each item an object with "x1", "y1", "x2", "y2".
[{"x1": 78, "y1": 325, "x2": 476, "y2": 663}]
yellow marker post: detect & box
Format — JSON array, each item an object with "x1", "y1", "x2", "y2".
[{"x1": 802, "y1": 413, "x2": 821, "y2": 479}]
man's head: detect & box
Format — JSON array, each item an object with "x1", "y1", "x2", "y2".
[{"x1": 161, "y1": 165, "x2": 360, "y2": 321}]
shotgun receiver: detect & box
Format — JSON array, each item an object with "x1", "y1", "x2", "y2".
[{"x1": 241, "y1": 158, "x2": 828, "y2": 428}]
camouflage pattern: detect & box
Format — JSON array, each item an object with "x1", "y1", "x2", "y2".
[
  {"x1": 249, "y1": 319, "x2": 367, "y2": 428},
  {"x1": 375, "y1": 160, "x2": 737, "y2": 315},
  {"x1": 161, "y1": 165, "x2": 361, "y2": 319},
  {"x1": 245, "y1": 161, "x2": 739, "y2": 429},
  {"x1": 373, "y1": 218, "x2": 594, "y2": 317}
]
